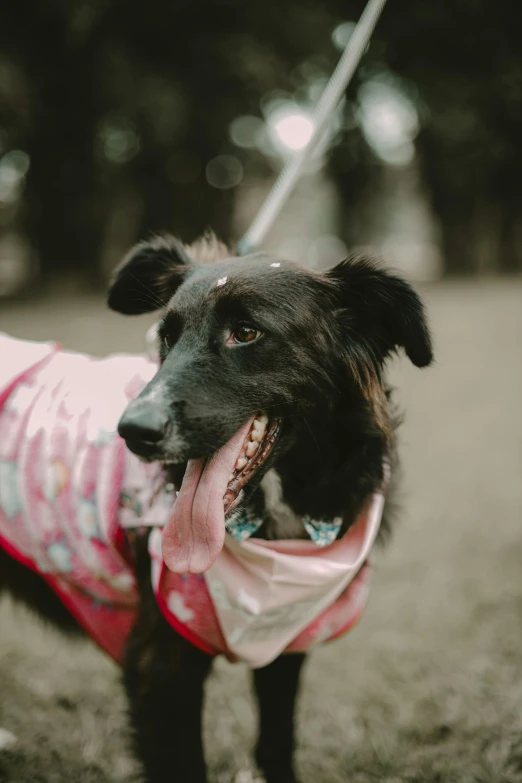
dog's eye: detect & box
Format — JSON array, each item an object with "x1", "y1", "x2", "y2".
[{"x1": 230, "y1": 325, "x2": 262, "y2": 344}]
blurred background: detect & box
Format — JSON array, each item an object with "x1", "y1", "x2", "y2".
[
  {"x1": 1, "y1": 2, "x2": 522, "y2": 783},
  {"x1": 1, "y1": 0, "x2": 522, "y2": 295}
]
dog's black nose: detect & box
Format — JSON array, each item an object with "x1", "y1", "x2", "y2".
[{"x1": 118, "y1": 404, "x2": 169, "y2": 454}]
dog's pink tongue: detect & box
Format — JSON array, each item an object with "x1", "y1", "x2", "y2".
[{"x1": 162, "y1": 420, "x2": 253, "y2": 574}]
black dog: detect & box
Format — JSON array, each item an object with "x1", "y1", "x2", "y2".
[{"x1": 0, "y1": 234, "x2": 432, "y2": 783}]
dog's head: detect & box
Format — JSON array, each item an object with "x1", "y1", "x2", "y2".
[{"x1": 109, "y1": 234, "x2": 432, "y2": 573}]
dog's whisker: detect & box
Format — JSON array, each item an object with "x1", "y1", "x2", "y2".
[
  {"x1": 127, "y1": 294, "x2": 167, "y2": 310},
  {"x1": 302, "y1": 415, "x2": 323, "y2": 461},
  {"x1": 127, "y1": 270, "x2": 169, "y2": 310}
]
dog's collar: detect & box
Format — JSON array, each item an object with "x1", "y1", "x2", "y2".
[
  {"x1": 120, "y1": 418, "x2": 390, "y2": 547},
  {"x1": 120, "y1": 459, "x2": 344, "y2": 545},
  {"x1": 121, "y1": 465, "x2": 390, "y2": 547},
  {"x1": 225, "y1": 505, "x2": 342, "y2": 547},
  {"x1": 225, "y1": 460, "x2": 390, "y2": 545},
  {"x1": 120, "y1": 484, "x2": 343, "y2": 547}
]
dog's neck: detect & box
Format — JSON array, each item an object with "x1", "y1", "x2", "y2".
[{"x1": 252, "y1": 388, "x2": 391, "y2": 541}]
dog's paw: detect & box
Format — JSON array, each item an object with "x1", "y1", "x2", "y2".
[{"x1": 0, "y1": 728, "x2": 17, "y2": 751}]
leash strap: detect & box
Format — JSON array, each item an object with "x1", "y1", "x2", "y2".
[{"x1": 237, "y1": 0, "x2": 388, "y2": 256}]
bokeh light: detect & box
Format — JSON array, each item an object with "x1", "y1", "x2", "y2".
[
  {"x1": 273, "y1": 112, "x2": 314, "y2": 151},
  {"x1": 331, "y1": 21, "x2": 356, "y2": 51},
  {"x1": 205, "y1": 155, "x2": 243, "y2": 189},
  {"x1": 229, "y1": 115, "x2": 265, "y2": 149},
  {"x1": 0, "y1": 151, "x2": 30, "y2": 205},
  {"x1": 357, "y1": 79, "x2": 419, "y2": 166},
  {"x1": 98, "y1": 120, "x2": 140, "y2": 164},
  {"x1": 267, "y1": 105, "x2": 314, "y2": 152}
]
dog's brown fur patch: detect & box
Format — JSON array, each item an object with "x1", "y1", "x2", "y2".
[{"x1": 186, "y1": 232, "x2": 230, "y2": 265}]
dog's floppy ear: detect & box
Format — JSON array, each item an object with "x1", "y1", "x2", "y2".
[
  {"x1": 326, "y1": 255, "x2": 433, "y2": 368},
  {"x1": 108, "y1": 235, "x2": 192, "y2": 315}
]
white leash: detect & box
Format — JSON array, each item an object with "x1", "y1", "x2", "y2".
[{"x1": 237, "y1": 0, "x2": 388, "y2": 256}]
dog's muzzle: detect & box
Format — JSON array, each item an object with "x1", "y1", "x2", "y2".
[{"x1": 118, "y1": 401, "x2": 170, "y2": 459}]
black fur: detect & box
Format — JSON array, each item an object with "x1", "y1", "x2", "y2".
[
  {"x1": 0, "y1": 235, "x2": 432, "y2": 783},
  {"x1": 108, "y1": 235, "x2": 192, "y2": 315},
  {"x1": 327, "y1": 255, "x2": 433, "y2": 369}
]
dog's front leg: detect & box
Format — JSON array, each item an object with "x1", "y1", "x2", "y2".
[
  {"x1": 123, "y1": 535, "x2": 213, "y2": 783},
  {"x1": 252, "y1": 653, "x2": 306, "y2": 783}
]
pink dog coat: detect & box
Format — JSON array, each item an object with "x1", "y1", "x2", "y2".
[{"x1": 0, "y1": 333, "x2": 385, "y2": 668}]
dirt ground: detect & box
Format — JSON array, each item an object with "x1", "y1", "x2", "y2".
[{"x1": 0, "y1": 278, "x2": 521, "y2": 783}]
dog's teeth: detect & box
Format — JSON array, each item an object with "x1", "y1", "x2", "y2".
[
  {"x1": 246, "y1": 441, "x2": 259, "y2": 457},
  {"x1": 252, "y1": 415, "x2": 268, "y2": 439},
  {"x1": 235, "y1": 457, "x2": 248, "y2": 470},
  {"x1": 228, "y1": 473, "x2": 235, "y2": 483}
]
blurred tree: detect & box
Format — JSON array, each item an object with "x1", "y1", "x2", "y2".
[
  {"x1": 0, "y1": 2, "x2": 110, "y2": 283},
  {"x1": 330, "y1": 0, "x2": 522, "y2": 273},
  {"x1": 0, "y1": 0, "x2": 335, "y2": 284},
  {"x1": 0, "y1": 0, "x2": 520, "y2": 284},
  {"x1": 387, "y1": 0, "x2": 522, "y2": 273}
]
